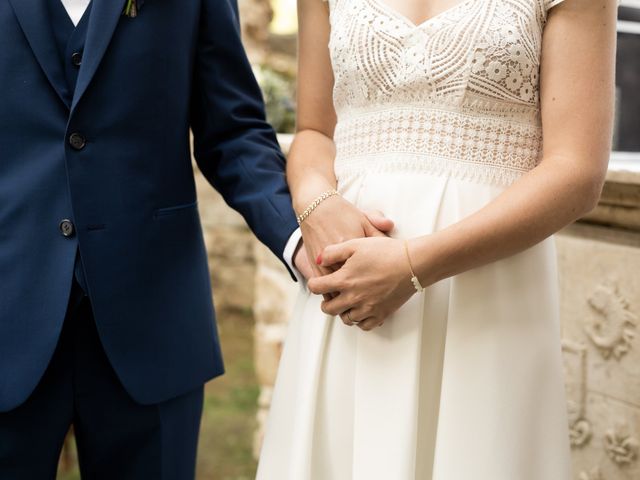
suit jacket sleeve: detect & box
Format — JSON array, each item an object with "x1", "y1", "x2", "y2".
[{"x1": 190, "y1": 0, "x2": 299, "y2": 277}]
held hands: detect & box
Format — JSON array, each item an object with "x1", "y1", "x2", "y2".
[
  {"x1": 298, "y1": 194, "x2": 395, "y2": 284},
  {"x1": 293, "y1": 187, "x2": 413, "y2": 330},
  {"x1": 307, "y1": 237, "x2": 418, "y2": 331}
]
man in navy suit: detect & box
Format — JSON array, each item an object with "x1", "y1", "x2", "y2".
[{"x1": 0, "y1": 0, "x2": 318, "y2": 477}]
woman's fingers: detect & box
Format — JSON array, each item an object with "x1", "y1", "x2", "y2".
[
  {"x1": 308, "y1": 270, "x2": 344, "y2": 295},
  {"x1": 319, "y1": 241, "x2": 356, "y2": 268},
  {"x1": 320, "y1": 296, "x2": 375, "y2": 326},
  {"x1": 339, "y1": 307, "x2": 370, "y2": 326},
  {"x1": 357, "y1": 317, "x2": 384, "y2": 331},
  {"x1": 305, "y1": 244, "x2": 335, "y2": 301},
  {"x1": 321, "y1": 294, "x2": 353, "y2": 316}
]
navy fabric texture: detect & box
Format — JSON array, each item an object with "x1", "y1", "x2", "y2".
[
  {"x1": 0, "y1": 282, "x2": 205, "y2": 479},
  {"x1": 0, "y1": 0, "x2": 298, "y2": 412}
]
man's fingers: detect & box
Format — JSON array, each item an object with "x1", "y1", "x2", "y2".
[
  {"x1": 319, "y1": 241, "x2": 356, "y2": 268},
  {"x1": 308, "y1": 271, "x2": 343, "y2": 296},
  {"x1": 293, "y1": 246, "x2": 315, "y2": 281},
  {"x1": 364, "y1": 210, "x2": 394, "y2": 234}
]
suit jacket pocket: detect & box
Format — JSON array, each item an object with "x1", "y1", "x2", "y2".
[{"x1": 153, "y1": 200, "x2": 198, "y2": 218}]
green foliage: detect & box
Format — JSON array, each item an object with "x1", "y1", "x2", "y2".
[{"x1": 254, "y1": 65, "x2": 296, "y2": 134}]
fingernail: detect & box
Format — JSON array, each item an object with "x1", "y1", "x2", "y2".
[{"x1": 316, "y1": 254, "x2": 322, "y2": 265}]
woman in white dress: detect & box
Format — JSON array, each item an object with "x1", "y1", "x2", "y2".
[{"x1": 258, "y1": 0, "x2": 617, "y2": 478}]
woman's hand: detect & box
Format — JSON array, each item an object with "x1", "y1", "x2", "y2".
[
  {"x1": 307, "y1": 237, "x2": 417, "y2": 331},
  {"x1": 299, "y1": 195, "x2": 395, "y2": 283}
]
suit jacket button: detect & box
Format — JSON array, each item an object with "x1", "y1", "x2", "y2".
[
  {"x1": 69, "y1": 133, "x2": 86, "y2": 150},
  {"x1": 59, "y1": 219, "x2": 75, "y2": 238},
  {"x1": 71, "y1": 52, "x2": 83, "y2": 67}
]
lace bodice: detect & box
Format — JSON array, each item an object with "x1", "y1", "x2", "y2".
[{"x1": 325, "y1": 0, "x2": 565, "y2": 184}]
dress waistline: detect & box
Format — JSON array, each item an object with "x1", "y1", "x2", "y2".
[{"x1": 333, "y1": 106, "x2": 543, "y2": 186}]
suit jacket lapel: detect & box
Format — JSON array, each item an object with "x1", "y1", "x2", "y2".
[
  {"x1": 72, "y1": 0, "x2": 127, "y2": 111},
  {"x1": 8, "y1": 0, "x2": 70, "y2": 108}
]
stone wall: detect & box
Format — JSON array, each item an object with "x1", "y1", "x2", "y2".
[
  {"x1": 238, "y1": 0, "x2": 273, "y2": 63},
  {"x1": 195, "y1": 166, "x2": 256, "y2": 312},
  {"x1": 558, "y1": 223, "x2": 639, "y2": 480},
  {"x1": 557, "y1": 168, "x2": 640, "y2": 480}
]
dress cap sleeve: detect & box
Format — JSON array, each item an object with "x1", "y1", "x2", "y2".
[
  {"x1": 544, "y1": 0, "x2": 567, "y2": 12},
  {"x1": 545, "y1": 0, "x2": 622, "y2": 15}
]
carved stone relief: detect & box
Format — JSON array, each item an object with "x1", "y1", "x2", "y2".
[
  {"x1": 584, "y1": 280, "x2": 637, "y2": 361},
  {"x1": 604, "y1": 422, "x2": 639, "y2": 466},
  {"x1": 557, "y1": 225, "x2": 640, "y2": 480},
  {"x1": 562, "y1": 340, "x2": 592, "y2": 448},
  {"x1": 578, "y1": 467, "x2": 604, "y2": 480}
]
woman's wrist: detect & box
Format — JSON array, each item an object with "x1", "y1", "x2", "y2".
[
  {"x1": 296, "y1": 189, "x2": 339, "y2": 225},
  {"x1": 292, "y1": 177, "x2": 337, "y2": 214},
  {"x1": 406, "y1": 235, "x2": 447, "y2": 289},
  {"x1": 402, "y1": 239, "x2": 425, "y2": 293}
]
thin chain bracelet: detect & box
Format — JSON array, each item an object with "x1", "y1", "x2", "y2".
[
  {"x1": 296, "y1": 189, "x2": 339, "y2": 225},
  {"x1": 404, "y1": 239, "x2": 425, "y2": 293}
]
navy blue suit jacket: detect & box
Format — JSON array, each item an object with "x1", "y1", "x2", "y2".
[{"x1": 0, "y1": 0, "x2": 298, "y2": 412}]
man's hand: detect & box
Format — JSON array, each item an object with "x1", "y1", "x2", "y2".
[
  {"x1": 363, "y1": 210, "x2": 394, "y2": 235},
  {"x1": 293, "y1": 243, "x2": 315, "y2": 281}
]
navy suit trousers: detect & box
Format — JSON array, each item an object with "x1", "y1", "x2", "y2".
[{"x1": 0, "y1": 282, "x2": 204, "y2": 480}]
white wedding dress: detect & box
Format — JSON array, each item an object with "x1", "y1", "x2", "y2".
[{"x1": 257, "y1": 0, "x2": 572, "y2": 478}]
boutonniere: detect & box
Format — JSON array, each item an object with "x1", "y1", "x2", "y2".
[{"x1": 123, "y1": 0, "x2": 145, "y2": 18}]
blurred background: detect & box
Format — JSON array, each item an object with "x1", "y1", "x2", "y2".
[{"x1": 58, "y1": 1, "x2": 640, "y2": 479}]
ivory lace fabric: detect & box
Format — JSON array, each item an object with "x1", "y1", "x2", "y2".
[
  {"x1": 257, "y1": 1, "x2": 572, "y2": 478},
  {"x1": 330, "y1": 0, "x2": 567, "y2": 184}
]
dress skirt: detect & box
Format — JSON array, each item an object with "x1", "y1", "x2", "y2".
[{"x1": 257, "y1": 164, "x2": 572, "y2": 480}]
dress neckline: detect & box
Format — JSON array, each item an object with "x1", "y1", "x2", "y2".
[{"x1": 367, "y1": 0, "x2": 476, "y2": 29}]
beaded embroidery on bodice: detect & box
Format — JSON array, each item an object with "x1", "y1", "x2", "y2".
[{"x1": 326, "y1": 0, "x2": 557, "y2": 184}]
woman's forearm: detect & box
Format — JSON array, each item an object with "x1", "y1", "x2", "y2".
[
  {"x1": 410, "y1": 156, "x2": 607, "y2": 286},
  {"x1": 287, "y1": 129, "x2": 338, "y2": 213}
]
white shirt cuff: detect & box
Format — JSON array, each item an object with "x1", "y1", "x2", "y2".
[{"x1": 283, "y1": 228, "x2": 305, "y2": 284}]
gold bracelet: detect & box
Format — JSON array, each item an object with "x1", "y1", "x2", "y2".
[
  {"x1": 296, "y1": 189, "x2": 339, "y2": 225},
  {"x1": 404, "y1": 239, "x2": 424, "y2": 293}
]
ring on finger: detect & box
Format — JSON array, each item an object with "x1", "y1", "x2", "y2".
[{"x1": 346, "y1": 309, "x2": 359, "y2": 325}]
